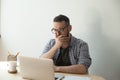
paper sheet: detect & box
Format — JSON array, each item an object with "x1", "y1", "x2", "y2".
[{"x1": 63, "y1": 76, "x2": 90, "y2": 80}]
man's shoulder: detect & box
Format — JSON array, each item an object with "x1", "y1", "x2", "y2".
[
  {"x1": 71, "y1": 36, "x2": 87, "y2": 45},
  {"x1": 47, "y1": 39, "x2": 55, "y2": 45},
  {"x1": 49, "y1": 39, "x2": 55, "y2": 42}
]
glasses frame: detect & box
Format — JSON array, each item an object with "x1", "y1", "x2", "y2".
[{"x1": 51, "y1": 25, "x2": 68, "y2": 34}]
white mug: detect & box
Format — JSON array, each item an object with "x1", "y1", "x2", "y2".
[{"x1": 7, "y1": 61, "x2": 17, "y2": 73}]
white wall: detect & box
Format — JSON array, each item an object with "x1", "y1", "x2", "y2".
[{"x1": 1, "y1": 0, "x2": 120, "y2": 80}]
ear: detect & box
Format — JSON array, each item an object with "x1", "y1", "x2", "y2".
[{"x1": 68, "y1": 25, "x2": 72, "y2": 32}]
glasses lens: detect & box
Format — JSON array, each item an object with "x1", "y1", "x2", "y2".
[{"x1": 51, "y1": 26, "x2": 67, "y2": 34}]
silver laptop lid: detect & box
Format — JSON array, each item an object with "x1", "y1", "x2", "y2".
[{"x1": 18, "y1": 56, "x2": 54, "y2": 80}]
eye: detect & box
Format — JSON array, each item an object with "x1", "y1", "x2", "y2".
[{"x1": 59, "y1": 28, "x2": 64, "y2": 31}]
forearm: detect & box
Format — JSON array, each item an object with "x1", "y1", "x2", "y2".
[
  {"x1": 40, "y1": 46, "x2": 59, "y2": 59},
  {"x1": 55, "y1": 64, "x2": 87, "y2": 74}
]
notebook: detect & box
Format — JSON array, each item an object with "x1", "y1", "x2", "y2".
[{"x1": 18, "y1": 56, "x2": 54, "y2": 80}]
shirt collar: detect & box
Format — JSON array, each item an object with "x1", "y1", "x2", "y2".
[{"x1": 69, "y1": 33, "x2": 76, "y2": 47}]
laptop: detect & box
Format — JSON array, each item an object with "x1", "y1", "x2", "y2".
[{"x1": 18, "y1": 56, "x2": 54, "y2": 80}]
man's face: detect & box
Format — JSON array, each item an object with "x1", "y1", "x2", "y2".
[{"x1": 53, "y1": 21, "x2": 70, "y2": 37}]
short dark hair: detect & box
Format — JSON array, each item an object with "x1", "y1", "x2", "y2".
[{"x1": 53, "y1": 14, "x2": 70, "y2": 25}]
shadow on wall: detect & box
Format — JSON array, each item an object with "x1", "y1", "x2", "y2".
[
  {"x1": 0, "y1": 35, "x2": 10, "y2": 61},
  {"x1": 85, "y1": 8, "x2": 120, "y2": 80},
  {"x1": 0, "y1": 38, "x2": 7, "y2": 61}
]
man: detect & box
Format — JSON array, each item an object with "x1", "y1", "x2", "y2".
[{"x1": 41, "y1": 14, "x2": 91, "y2": 74}]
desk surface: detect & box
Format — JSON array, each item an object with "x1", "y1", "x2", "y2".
[{"x1": 0, "y1": 61, "x2": 105, "y2": 80}]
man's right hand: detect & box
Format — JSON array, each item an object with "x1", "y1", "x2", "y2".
[{"x1": 54, "y1": 35, "x2": 63, "y2": 49}]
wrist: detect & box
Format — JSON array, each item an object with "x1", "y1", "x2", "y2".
[
  {"x1": 55, "y1": 66, "x2": 61, "y2": 72},
  {"x1": 54, "y1": 44, "x2": 61, "y2": 49}
]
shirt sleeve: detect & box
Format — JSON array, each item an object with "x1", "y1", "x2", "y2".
[
  {"x1": 77, "y1": 42, "x2": 92, "y2": 68},
  {"x1": 42, "y1": 39, "x2": 55, "y2": 54}
]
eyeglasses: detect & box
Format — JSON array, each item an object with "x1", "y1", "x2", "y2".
[{"x1": 51, "y1": 26, "x2": 68, "y2": 34}]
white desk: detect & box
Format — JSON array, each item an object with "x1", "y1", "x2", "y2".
[{"x1": 0, "y1": 61, "x2": 105, "y2": 80}]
